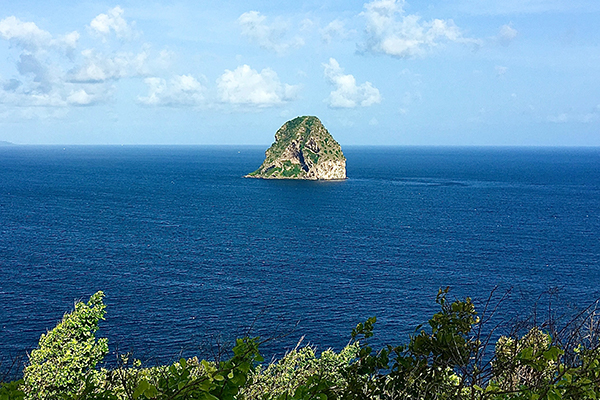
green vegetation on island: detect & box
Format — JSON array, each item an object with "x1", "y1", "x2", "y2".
[
  {"x1": 3, "y1": 288, "x2": 600, "y2": 400},
  {"x1": 246, "y1": 116, "x2": 347, "y2": 180}
]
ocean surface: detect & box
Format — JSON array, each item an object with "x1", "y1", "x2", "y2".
[{"x1": 1, "y1": 145, "x2": 599, "y2": 366}]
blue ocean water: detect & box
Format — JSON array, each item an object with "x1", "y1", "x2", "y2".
[{"x1": 0, "y1": 145, "x2": 599, "y2": 365}]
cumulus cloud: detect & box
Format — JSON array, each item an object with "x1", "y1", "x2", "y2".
[
  {"x1": 360, "y1": 0, "x2": 479, "y2": 58},
  {"x1": 17, "y1": 53, "x2": 53, "y2": 93},
  {"x1": 0, "y1": 8, "x2": 165, "y2": 113},
  {"x1": 0, "y1": 16, "x2": 80, "y2": 107},
  {"x1": 66, "y1": 89, "x2": 95, "y2": 105},
  {"x1": 0, "y1": 90, "x2": 66, "y2": 107},
  {"x1": 238, "y1": 11, "x2": 304, "y2": 54},
  {"x1": 498, "y1": 24, "x2": 518, "y2": 46},
  {"x1": 66, "y1": 84, "x2": 114, "y2": 106},
  {"x1": 68, "y1": 89, "x2": 95, "y2": 105},
  {"x1": 3, "y1": 78, "x2": 22, "y2": 92},
  {"x1": 321, "y1": 20, "x2": 351, "y2": 44},
  {"x1": 69, "y1": 49, "x2": 150, "y2": 82},
  {"x1": 323, "y1": 58, "x2": 381, "y2": 108},
  {"x1": 0, "y1": 16, "x2": 52, "y2": 50},
  {"x1": 138, "y1": 75, "x2": 205, "y2": 106},
  {"x1": 217, "y1": 64, "x2": 299, "y2": 107},
  {"x1": 0, "y1": 16, "x2": 78, "y2": 53},
  {"x1": 89, "y1": 6, "x2": 137, "y2": 40}
]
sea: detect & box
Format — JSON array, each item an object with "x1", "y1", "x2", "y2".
[{"x1": 0, "y1": 145, "x2": 599, "y2": 367}]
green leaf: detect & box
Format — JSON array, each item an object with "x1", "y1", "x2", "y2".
[
  {"x1": 132, "y1": 380, "x2": 149, "y2": 399},
  {"x1": 197, "y1": 379, "x2": 213, "y2": 392},
  {"x1": 547, "y1": 389, "x2": 561, "y2": 400},
  {"x1": 144, "y1": 385, "x2": 158, "y2": 399},
  {"x1": 520, "y1": 347, "x2": 534, "y2": 361},
  {"x1": 199, "y1": 393, "x2": 220, "y2": 400},
  {"x1": 543, "y1": 347, "x2": 563, "y2": 361}
]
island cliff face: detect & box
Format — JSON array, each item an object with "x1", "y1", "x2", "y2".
[{"x1": 246, "y1": 116, "x2": 346, "y2": 180}]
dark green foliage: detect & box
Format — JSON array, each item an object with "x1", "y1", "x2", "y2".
[
  {"x1": 281, "y1": 163, "x2": 302, "y2": 178},
  {"x1": 329, "y1": 288, "x2": 479, "y2": 399},
  {"x1": 116, "y1": 337, "x2": 262, "y2": 400},
  {"x1": 267, "y1": 167, "x2": 281, "y2": 176},
  {"x1": 304, "y1": 148, "x2": 319, "y2": 165},
  {"x1": 0, "y1": 380, "x2": 25, "y2": 400},
  {"x1": 284, "y1": 288, "x2": 600, "y2": 400}
]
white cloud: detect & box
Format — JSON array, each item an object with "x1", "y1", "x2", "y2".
[
  {"x1": 0, "y1": 9, "x2": 158, "y2": 114},
  {"x1": 323, "y1": 58, "x2": 381, "y2": 108},
  {"x1": 0, "y1": 22, "x2": 73, "y2": 108},
  {"x1": 156, "y1": 49, "x2": 174, "y2": 70},
  {"x1": 60, "y1": 31, "x2": 80, "y2": 49},
  {"x1": 238, "y1": 11, "x2": 304, "y2": 54},
  {"x1": 217, "y1": 64, "x2": 299, "y2": 107},
  {"x1": 0, "y1": 89, "x2": 66, "y2": 107},
  {"x1": 498, "y1": 24, "x2": 518, "y2": 46},
  {"x1": 0, "y1": 16, "x2": 52, "y2": 50},
  {"x1": 89, "y1": 6, "x2": 137, "y2": 40},
  {"x1": 321, "y1": 20, "x2": 351, "y2": 43},
  {"x1": 360, "y1": 0, "x2": 480, "y2": 58},
  {"x1": 0, "y1": 16, "x2": 79, "y2": 53},
  {"x1": 138, "y1": 75, "x2": 205, "y2": 106},
  {"x1": 66, "y1": 89, "x2": 94, "y2": 105},
  {"x1": 69, "y1": 49, "x2": 150, "y2": 82},
  {"x1": 66, "y1": 85, "x2": 113, "y2": 106},
  {"x1": 0, "y1": 64, "x2": 114, "y2": 107},
  {"x1": 16, "y1": 53, "x2": 53, "y2": 93}
]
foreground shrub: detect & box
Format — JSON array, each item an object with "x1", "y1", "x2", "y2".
[
  {"x1": 6, "y1": 288, "x2": 600, "y2": 399},
  {"x1": 240, "y1": 340, "x2": 359, "y2": 399},
  {"x1": 22, "y1": 291, "x2": 108, "y2": 400},
  {"x1": 105, "y1": 338, "x2": 262, "y2": 400}
]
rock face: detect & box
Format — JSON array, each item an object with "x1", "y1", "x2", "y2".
[{"x1": 246, "y1": 116, "x2": 346, "y2": 180}]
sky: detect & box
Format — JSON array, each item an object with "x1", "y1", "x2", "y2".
[{"x1": 0, "y1": 0, "x2": 599, "y2": 146}]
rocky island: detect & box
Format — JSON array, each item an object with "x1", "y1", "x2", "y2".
[{"x1": 245, "y1": 116, "x2": 346, "y2": 180}]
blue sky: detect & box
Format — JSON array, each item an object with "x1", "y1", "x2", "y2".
[{"x1": 0, "y1": 0, "x2": 599, "y2": 145}]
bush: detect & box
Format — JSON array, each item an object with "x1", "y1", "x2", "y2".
[
  {"x1": 8, "y1": 288, "x2": 600, "y2": 399},
  {"x1": 240, "y1": 340, "x2": 359, "y2": 399},
  {"x1": 22, "y1": 292, "x2": 109, "y2": 400},
  {"x1": 103, "y1": 337, "x2": 262, "y2": 400}
]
